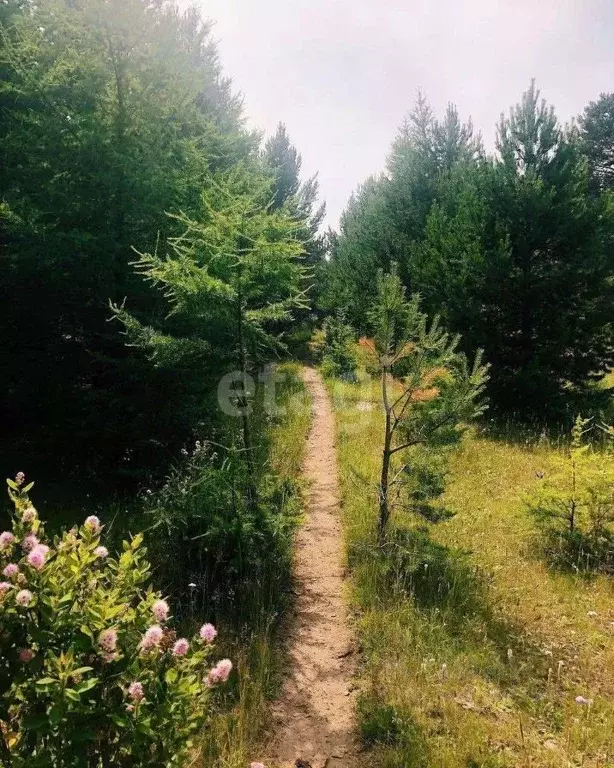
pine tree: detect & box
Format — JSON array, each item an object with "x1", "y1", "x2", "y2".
[
  {"x1": 579, "y1": 92, "x2": 614, "y2": 192},
  {"x1": 263, "y1": 122, "x2": 326, "y2": 264},
  {"x1": 365, "y1": 267, "x2": 488, "y2": 543},
  {"x1": 490, "y1": 81, "x2": 614, "y2": 407}
]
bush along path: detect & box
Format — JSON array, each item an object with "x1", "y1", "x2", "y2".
[{"x1": 266, "y1": 367, "x2": 358, "y2": 768}]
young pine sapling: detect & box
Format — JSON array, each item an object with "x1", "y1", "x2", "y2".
[{"x1": 365, "y1": 267, "x2": 488, "y2": 543}]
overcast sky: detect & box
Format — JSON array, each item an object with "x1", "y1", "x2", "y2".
[{"x1": 191, "y1": 0, "x2": 614, "y2": 228}]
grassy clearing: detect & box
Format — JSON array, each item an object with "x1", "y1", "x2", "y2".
[
  {"x1": 199, "y1": 362, "x2": 311, "y2": 768},
  {"x1": 330, "y1": 372, "x2": 614, "y2": 767}
]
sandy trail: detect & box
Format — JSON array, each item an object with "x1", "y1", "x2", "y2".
[{"x1": 266, "y1": 367, "x2": 358, "y2": 768}]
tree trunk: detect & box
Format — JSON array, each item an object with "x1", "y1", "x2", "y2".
[
  {"x1": 378, "y1": 367, "x2": 393, "y2": 545},
  {"x1": 236, "y1": 284, "x2": 258, "y2": 512}
]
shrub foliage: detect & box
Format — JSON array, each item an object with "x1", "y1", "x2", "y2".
[{"x1": 0, "y1": 475, "x2": 231, "y2": 766}]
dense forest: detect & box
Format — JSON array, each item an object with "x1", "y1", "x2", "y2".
[
  {"x1": 0, "y1": 0, "x2": 323, "y2": 494},
  {"x1": 0, "y1": 0, "x2": 613, "y2": 766},
  {"x1": 323, "y1": 85, "x2": 614, "y2": 414}
]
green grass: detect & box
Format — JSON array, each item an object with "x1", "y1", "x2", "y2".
[
  {"x1": 330, "y1": 371, "x2": 614, "y2": 768},
  {"x1": 198, "y1": 362, "x2": 311, "y2": 767}
]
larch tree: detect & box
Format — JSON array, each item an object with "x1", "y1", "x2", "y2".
[{"x1": 112, "y1": 167, "x2": 309, "y2": 508}]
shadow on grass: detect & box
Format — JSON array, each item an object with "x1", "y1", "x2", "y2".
[
  {"x1": 349, "y1": 525, "x2": 551, "y2": 698},
  {"x1": 358, "y1": 693, "x2": 430, "y2": 768}
]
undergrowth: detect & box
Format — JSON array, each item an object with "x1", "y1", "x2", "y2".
[
  {"x1": 331, "y1": 371, "x2": 614, "y2": 768},
  {"x1": 197, "y1": 362, "x2": 311, "y2": 767}
]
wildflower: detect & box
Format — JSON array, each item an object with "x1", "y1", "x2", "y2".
[
  {"x1": 251, "y1": 763, "x2": 266, "y2": 768},
  {"x1": 102, "y1": 652, "x2": 117, "y2": 664},
  {"x1": 22, "y1": 507, "x2": 37, "y2": 524},
  {"x1": 22, "y1": 533, "x2": 39, "y2": 552},
  {"x1": 94, "y1": 546, "x2": 108, "y2": 559},
  {"x1": 99, "y1": 629, "x2": 118, "y2": 653},
  {"x1": 0, "y1": 532, "x2": 15, "y2": 550},
  {"x1": 27, "y1": 544, "x2": 49, "y2": 570},
  {"x1": 127, "y1": 681, "x2": 144, "y2": 702},
  {"x1": 16, "y1": 589, "x2": 33, "y2": 607},
  {"x1": 3, "y1": 564, "x2": 19, "y2": 580},
  {"x1": 84, "y1": 515, "x2": 101, "y2": 533},
  {"x1": 207, "y1": 658, "x2": 232, "y2": 685},
  {"x1": 19, "y1": 649, "x2": 35, "y2": 663},
  {"x1": 587, "y1": 610, "x2": 598, "y2": 617},
  {"x1": 140, "y1": 625, "x2": 164, "y2": 652},
  {"x1": 0, "y1": 582, "x2": 12, "y2": 594},
  {"x1": 575, "y1": 695, "x2": 591, "y2": 705},
  {"x1": 199, "y1": 623, "x2": 217, "y2": 643},
  {"x1": 172, "y1": 638, "x2": 189, "y2": 657},
  {"x1": 507, "y1": 648, "x2": 513, "y2": 661},
  {"x1": 152, "y1": 599, "x2": 169, "y2": 623},
  {"x1": 15, "y1": 472, "x2": 25, "y2": 486}
]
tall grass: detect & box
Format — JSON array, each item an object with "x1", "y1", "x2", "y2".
[
  {"x1": 198, "y1": 363, "x2": 311, "y2": 767},
  {"x1": 331, "y1": 372, "x2": 614, "y2": 767}
]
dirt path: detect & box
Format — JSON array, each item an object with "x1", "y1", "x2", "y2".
[{"x1": 267, "y1": 367, "x2": 358, "y2": 768}]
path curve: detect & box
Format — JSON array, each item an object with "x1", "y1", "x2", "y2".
[{"x1": 267, "y1": 367, "x2": 358, "y2": 768}]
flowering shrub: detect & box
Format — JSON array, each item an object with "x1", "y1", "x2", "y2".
[{"x1": 0, "y1": 474, "x2": 231, "y2": 766}]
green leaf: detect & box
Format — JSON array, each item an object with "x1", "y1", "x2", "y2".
[
  {"x1": 6, "y1": 478, "x2": 18, "y2": 490},
  {"x1": 23, "y1": 481, "x2": 35, "y2": 493},
  {"x1": 64, "y1": 688, "x2": 81, "y2": 702},
  {"x1": 35, "y1": 677, "x2": 57, "y2": 687},
  {"x1": 165, "y1": 668, "x2": 178, "y2": 684},
  {"x1": 77, "y1": 677, "x2": 99, "y2": 694},
  {"x1": 71, "y1": 666, "x2": 94, "y2": 676}
]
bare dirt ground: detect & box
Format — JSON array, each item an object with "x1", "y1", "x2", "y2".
[{"x1": 266, "y1": 367, "x2": 359, "y2": 768}]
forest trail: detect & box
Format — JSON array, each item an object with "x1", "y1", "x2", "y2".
[{"x1": 266, "y1": 367, "x2": 359, "y2": 768}]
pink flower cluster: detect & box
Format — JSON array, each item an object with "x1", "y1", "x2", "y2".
[
  {"x1": 152, "y1": 599, "x2": 169, "y2": 622},
  {"x1": 22, "y1": 507, "x2": 37, "y2": 524},
  {"x1": 199, "y1": 623, "x2": 217, "y2": 643},
  {"x1": 128, "y1": 681, "x2": 144, "y2": 702},
  {"x1": 3, "y1": 563, "x2": 19, "y2": 580},
  {"x1": 0, "y1": 582, "x2": 12, "y2": 594},
  {"x1": 140, "y1": 625, "x2": 164, "y2": 652},
  {"x1": 172, "y1": 638, "x2": 189, "y2": 657},
  {"x1": 99, "y1": 628, "x2": 118, "y2": 653},
  {"x1": 84, "y1": 516, "x2": 101, "y2": 533},
  {"x1": 0, "y1": 532, "x2": 15, "y2": 550},
  {"x1": 27, "y1": 544, "x2": 50, "y2": 570},
  {"x1": 22, "y1": 534, "x2": 39, "y2": 552},
  {"x1": 251, "y1": 763, "x2": 266, "y2": 768},
  {"x1": 19, "y1": 648, "x2": 35, "y2": 663},
  {"x1": 206, "y1": 658, "x2": 232, "y2": 686},
  {"x1": 94, "y1": 546, "x2": 108, "y2": 559},
  {"x1": 16, "y1": 589, "x2": 33, "y2": 607}
]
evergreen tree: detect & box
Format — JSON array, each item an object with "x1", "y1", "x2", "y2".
[
  {"x1": 579, "y1": 92, "x2": 614, "y2": 192},
  {"x1": 365, "y1": 267, "x2": 488, "y2": 542},
  {"x1": 490, "y1": 81, "x2": 614, "y2": 407},
  {"x1": 112, "y1": 167, "x2": 309, "y2": 504},
  {"x1": 263, "y1": 122, "x2": 326, "y2": 265},
  {"x1": 0, "y1": 0, "x2": 255, "y2": 483}
]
